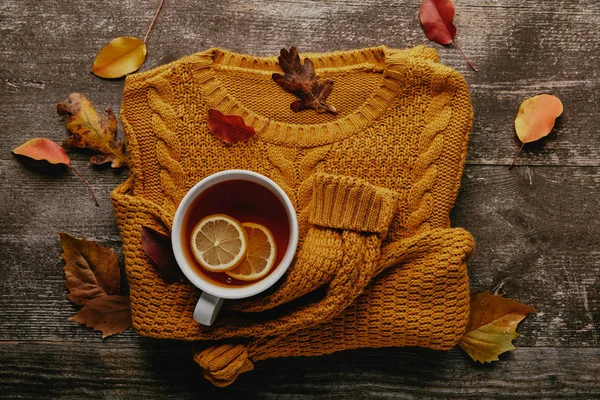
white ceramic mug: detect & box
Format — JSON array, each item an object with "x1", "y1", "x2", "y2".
[{"x1": 171, "y1": 170, "x2": 299, "y2": 326}]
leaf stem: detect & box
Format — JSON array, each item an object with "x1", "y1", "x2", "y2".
[
  {"x1": 69, "y1": 165, "x2": 100, "y2": 207},
  {"x1": 255, "y1": 119, "x2": 270, "y2": 133},
  {"x1": 454, "y1": 41, "x2": 478, "y2": 72},
  {"x1": 144, "y1": 0, "x2": 165, "y2": 44},
  {"x1": 509, "y1": 142, "x2": 526, "y2": 169}
]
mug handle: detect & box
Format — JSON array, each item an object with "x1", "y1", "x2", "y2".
[{"x1": 193, "y1": 293, "x2": 224, "y2": 326}]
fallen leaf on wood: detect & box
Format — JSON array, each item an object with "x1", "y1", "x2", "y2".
[
  {"x1": 59, "y1": 232, "x2": 121, "y2": 306},
  {"x1": 12, "y1": 138, "x2": 99, "y2": 206},
  {"x1": 91, "y1": 37, "x2": 147, "y2": 79},
  {"x1": 141, "y1": 226, "x2": 184, "y2": 283},
  {"x1": 419, "y1": 0, "x2": 477, "y2": 71},
  {"x1": 272, "y1": 47, "x2": 338, "y2": 115},
  {"x1": 207, "y1": 109, "x2": 268, "y2": 144},
  {"x1": 459, "y1": 291, "x2": 535, "y2": 363},
  {"x1": 57, "y1": 93, "x2": 128, "y2": 168},
  {"x1": 70, "y1": 295, "x2": 131, "y2": 338},
  {"x1": 510, "y1": 94, "x2": 564, "y2": 168}
]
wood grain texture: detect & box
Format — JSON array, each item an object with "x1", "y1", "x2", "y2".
[{"x1": 1, "y1": 0, "x2": 599, "y2": 397}]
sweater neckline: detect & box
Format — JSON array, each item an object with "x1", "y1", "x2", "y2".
[{"x1": 188, "y1": 46, "x2": 403, "y2": 148}]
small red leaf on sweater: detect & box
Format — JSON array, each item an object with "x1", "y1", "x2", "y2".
[
  {"x1": 141, "y1": 226, "x2": 184, "y2": 283},
  {"x1": 207, "y1": 109, "x2": 267, "y2": 144},
  {"x1": 419, "y1": 0, "x2": 477, "y2": 71}
]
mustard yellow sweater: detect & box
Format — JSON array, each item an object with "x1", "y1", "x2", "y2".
[{"x1": 112, "y1": 45, "x2": 474, "y2": 386}]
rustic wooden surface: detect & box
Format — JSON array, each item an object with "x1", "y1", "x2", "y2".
[{"x1": 1, "y1": 0, "x2": 599, "y2": 398}]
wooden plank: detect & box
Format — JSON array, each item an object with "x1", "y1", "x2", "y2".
[
  {"x1": 1, "y1": 1, "x2": 599, "y2": 166},
  {"x1": 0, "y1": 342, "x2": 598, "y2": 399},
  {"x1": 1, "y1": 166, "x2": 598, "y2": 346}
]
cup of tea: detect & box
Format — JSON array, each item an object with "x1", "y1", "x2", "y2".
[{"x1": 171, "y1": 170, "x2": 299, "y2": 326}]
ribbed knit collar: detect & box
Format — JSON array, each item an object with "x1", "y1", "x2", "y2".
[{"x1": 186, "y1": 46, "x2": 406, "y2": 148}]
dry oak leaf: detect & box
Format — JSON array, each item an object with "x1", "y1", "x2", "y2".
[
  {"x1": 59, "y1": 232, "x2": 121, "y2": 306},
  {"x1": 91, "y1": 37, "x2": 147, "y2": 79},
  {"x1": 419, "y1": 0, "x2": 477, "y2": 71},
  {"x1": 510, "y1": 94, "x2": 564, "y2": 168},
  {"x1": 272, "y1": 46, "x2": 337, "y2": 115},
  {"x1": 459, "y1": 291, "x2": 535, "y2": 363},
  {"x1": 141, "y1": 226, "x2": 184, "y2": 283},
  {"x1": 207, "y1": 109, "x2": 268, "y2": 144},
  {"x1": 57, "y1": 93, "x2": 128, "y2": 169},
  {"x1": 70, "y1": 295, "x2": 132, "y2": 338}
]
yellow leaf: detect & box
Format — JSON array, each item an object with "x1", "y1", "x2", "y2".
[
  {"x1": 459, "y1": 291, "x2": 535, "y2": 363},
  {"x1": 91, "y1": 37, "x2": 147, "y2": 79},
  {"x1": 515, "y1": 94, "x2": 563, "y2": 144}
]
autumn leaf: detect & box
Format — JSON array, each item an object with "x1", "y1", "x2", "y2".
[
  {"x1": 70, "y1": 295, "x2": 131, "y2": 338},
  {"x1": 459, "y1": 291, "x2": 535, "y2": 363},
  {"x1": 272, "y1": 47, "x2": 338, "y2": 115},
  {"x1": 59, "y1": 232, "x2": 121, "y2": 306},
  {"x1": 510, "y1": 94, "x2": 564, "y2": 168},
  {"x1": 91, "y1": 37, "x2": 147, "y2": 79},
  {"x1": 419, "y1": 0, "x2": 477, "y2": 71},
  {"x1": 207, "y1": 109, "x2": 268, "y2": 144},
  {"x1": 141, "y1": 226, "x2": 184, "y2": 283},
  {"x1": 57, "y1": 93, "x2": 128, "y2": 168},
  {"x1": 12, "y1": 138, "x2": 99, "y2": 206}
]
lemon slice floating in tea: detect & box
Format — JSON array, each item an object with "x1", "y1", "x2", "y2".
[
  {"x1": 226, "y1": 222, "x2": 277, "y2": 281},
  {"x1": 190, "y1": 214, "x2": 248, "y2": 272}
]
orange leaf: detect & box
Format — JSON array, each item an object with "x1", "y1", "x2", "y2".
[
  {"x1": 12, "y1": 138, "x2": 70, "y2": 165},
  {"x1": 91, "y1": 37, "x2": 147, "y2": 79},
  {"x1": 510, "y1": 94, "x2": 563, "y2": 168},
  {"x1": 207, "y1": 109, "x2": 266, "y2": 144},
  {"x1": 459, "y1": 291, "x2": 535, "y2": 363},
  {"x1": 515, "y1": 94, "x2": 563, "y2": 143},
  {"x1": 57, "y1": 93, "x2": 128, "y2": 168},
  {"x1": 59, "y1": 232, "x2": 121, "y2": 306},
  {"x1": 69, "y1": 295, "x2": 131, "y2": 338}
]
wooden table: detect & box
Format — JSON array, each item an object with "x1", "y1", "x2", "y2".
[{"x1": 1, "y1": 0, "x2": 599, "y2": 398}]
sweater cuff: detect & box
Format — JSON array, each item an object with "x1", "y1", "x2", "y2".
[{"x1": 309, "y1": 173, "x2": 397, "y2": 234}]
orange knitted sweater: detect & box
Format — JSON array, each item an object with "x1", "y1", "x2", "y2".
[{"x1": 112, "y1": 45, "x2": 475, "y2": 386}]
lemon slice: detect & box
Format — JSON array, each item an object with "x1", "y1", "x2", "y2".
[
  {"x1": 190, "y1": 214, "x2": 248, "y2": 272},
  {"x1": 226, "y1": 222, "x2": 277, "y2": 281}
]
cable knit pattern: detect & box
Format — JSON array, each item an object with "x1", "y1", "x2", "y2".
[{"x1": 112, "y1": 45, "x2": 474, "y2": 386}]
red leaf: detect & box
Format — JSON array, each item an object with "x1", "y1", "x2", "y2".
[
  {"x1": 12, "y1": 138, "x2": 70, "y2": 165},
  {"x1": 419, "y1": 0, "x2": 456, "y2": 45},
  {"x1": 141, "y1": 226, "x2": 184, "y2": 283},
  {"x1": 207, "y1": 109, "x2": 265, "y2": 144},
  {"x1": 419, "y1": 0, "x2": 478, "y2": 71}
]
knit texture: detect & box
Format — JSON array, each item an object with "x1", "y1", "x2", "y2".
[{"x1": 112, "y1": 45, "x2": 474, "y2": 386}]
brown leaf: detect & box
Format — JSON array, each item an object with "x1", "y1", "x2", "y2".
[
  {"x1": 57, "y1": 93, "x2": 128, "y2": 168},
  {"x1": 272, "y1": 47, "x2": 337, "y2": 115},
  {"x1": 207, "y1": 110, "x2": 266, "y2": 144},
  {"x1": 459, "y1": 291, "x2": 535, "y2": 363},
  {"x1": 91, "y1": 37, "x2": 147, "y2": 79},
  {"x1": 510, "y1": 94, "x2": 563, "y2": 168},
  {"x1": 70, "y1": 295, "x2": 131, "y2": 338},
  {"x1": 59, "y1": 232, "x2": 120, "y2": 306},
  {"x1": 141, "y1": 226, "x2": 184, "y2": 283},
  {"x1": 12, "y1": 138, "x2": 70, "y2": 165}
]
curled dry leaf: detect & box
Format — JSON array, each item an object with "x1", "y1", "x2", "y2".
[
  {"x1": 207, "y1": 109, "x2": 268, "y2": 144},
  {"x1": 91, "y1": 37, "x2": 147, "y2": 79},
  {"x1": 419, "y1": 0, "x2": 477, "y2": 71},
  {"x1": 272, "y1": 47, "x2": 337, "y2": 115},
  {"x1": 70, "y1": 295, "x2": 132, "y2": 338},
  {"x1": 57, "y1": 93, "x2": 128, "y2": 168},
  {"x1": 12, "y1": 138, "x2": 99, "y2": 206},
  {"x1": 459, "y1": 291, "x2": 535, "y2": 363},
  {"x1": 510, "y1": 94, "x2": 564, "y2": 168},
  {"x1": 59, "y1": 232, "x2": 121, "y2": 306},
  {"x1": 141, "y1": 226, "x2": 184, "y2": 283}
]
